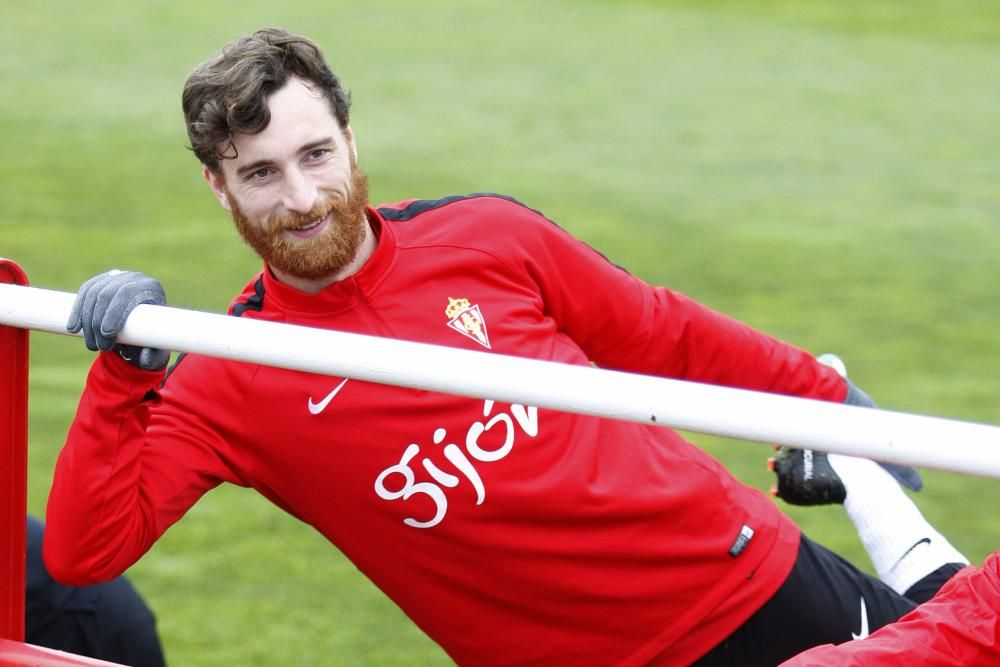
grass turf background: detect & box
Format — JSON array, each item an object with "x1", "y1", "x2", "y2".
[{"x1": 3, "y1": 1, "x2": 999, "y2": 664}]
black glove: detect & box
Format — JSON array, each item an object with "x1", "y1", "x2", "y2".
[
  {"x1": 818, "y1": 353, "x2": 922, "y2": 491},
  {"x1": 66, "y1": 270, "x2": 171, "y2": 371}
]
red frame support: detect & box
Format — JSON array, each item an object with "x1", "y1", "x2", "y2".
[
  {"x1": 0, "y1": 638, "x2": 123, "y2": 666},
  {"x1": 0, "y1": 259, "x2": 29, "y2": 642},
  {"x1": 0, "y1": 259, "x2": 123, "y2": 667}
]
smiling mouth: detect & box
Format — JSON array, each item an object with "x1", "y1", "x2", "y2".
[{"x1": 287, "y1": 213, "x2": 330, "y2": 238}]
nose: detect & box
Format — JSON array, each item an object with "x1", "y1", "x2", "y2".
[{"x1": 281, "y1": 168, "x2": 318, "y2": 214}]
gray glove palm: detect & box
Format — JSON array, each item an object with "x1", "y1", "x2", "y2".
[{"x1": 66, "y1": 270, "x2": 171, "y2": 371}]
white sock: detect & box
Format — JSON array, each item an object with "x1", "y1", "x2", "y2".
[{"x1": 828, "y1": 453, "x2": 968, "y2": 595}]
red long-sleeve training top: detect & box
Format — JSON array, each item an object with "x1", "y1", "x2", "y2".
[{"x1": 46, "y1": 194, "x2": 846, "y2": 665}]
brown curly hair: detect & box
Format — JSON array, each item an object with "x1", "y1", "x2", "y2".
[{"x1": 182, "y1": 27, "x2": 351, "y2": 172}]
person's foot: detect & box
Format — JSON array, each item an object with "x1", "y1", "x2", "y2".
[
  {"x1": 769, "y1": 448, "x2": 923, "y2": 505},
  {"x1": 769, "y1": 447, "x2": 847, "y2": 505}
]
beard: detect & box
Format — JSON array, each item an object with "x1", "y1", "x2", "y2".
[{"x1": 228, "y1": 165, "x2": 371, "y2": 281}]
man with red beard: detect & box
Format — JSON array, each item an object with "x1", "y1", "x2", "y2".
[{"x1": 45, "y1": 27, "x2": 968, "y2": 666}]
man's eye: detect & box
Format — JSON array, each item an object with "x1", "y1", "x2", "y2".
[
  {"x1": 307, "y1": 149, "x2": 329, "y2": 160},
  {"x1": 251, "y1": 168, "x2": 271, "y2": 179}
]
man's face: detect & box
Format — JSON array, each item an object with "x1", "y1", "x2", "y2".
[{"x1": 204, "y1": 77, "x2": 369, "y2": 282}]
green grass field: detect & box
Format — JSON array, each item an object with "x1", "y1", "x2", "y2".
[{"x1": 3, "y1": 1, "x2": 999, "y2": 664}]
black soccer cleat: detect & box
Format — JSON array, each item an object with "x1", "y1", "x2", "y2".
[
  {"x1": 769, "y1": 447, "x2": 847, "y2": 506},
  {"x1": 769, "y1": 447, "x2": 923, "y2": 506}
]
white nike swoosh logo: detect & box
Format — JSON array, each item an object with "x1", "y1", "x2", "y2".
[
  {"x1": 307, "y1": 378, "x2": 349, "y2": 415},
  {"x1": 851, "y1": 596, "x2": 870, "y2": 640}
]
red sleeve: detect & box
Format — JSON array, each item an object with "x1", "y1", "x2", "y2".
[
  {"x1": 781, "y1": 552, "x2": 1000, "y2": 666},
  {"x1": 511, "y1": 207, "x2": 846, "y2": 401},
  {"x1": 44, "y1": 351, "x2": 250, "y2": 585}
]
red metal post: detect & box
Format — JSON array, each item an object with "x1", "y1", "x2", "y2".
[{"x1": 0, "y1": 259, "x2": 29, "y2": 642}]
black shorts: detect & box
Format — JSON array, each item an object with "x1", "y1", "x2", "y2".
[{"x1": 694, "y1": 534, "x2": 962, "y2": 666}]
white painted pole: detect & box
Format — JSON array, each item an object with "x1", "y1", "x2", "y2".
[{"x1": 2, "y1": 282, "x2": 999, "y2": 479}]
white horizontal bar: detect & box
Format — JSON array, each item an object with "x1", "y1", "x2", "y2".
[{"x1": 2, "y1": 282, "x2": 999, "y2": 479}]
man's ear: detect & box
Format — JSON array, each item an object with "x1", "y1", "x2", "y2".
[
  {"x1": 345, "y1": 124, "x2": 358, "y2": 163},
  {"x1": 203, "y1": 166, "x2": 232, "y2": 211}
]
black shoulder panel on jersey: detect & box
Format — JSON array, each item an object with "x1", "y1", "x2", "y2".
[
  {"x1": 378, "y1": 192, "x2": 631, "y2": 275},
  {"x1": 376, "y1": 193, "x2": 532, "y2": 221},
  {"x1": 232, "y1": 276, "x2": 265, "y2": 318}
]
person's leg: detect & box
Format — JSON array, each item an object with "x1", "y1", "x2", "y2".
[
  {"x1": 93, "y1": 576, "x2": 167, "y2": 667},
  {"x1": 694, "y1": 535, "x2": 918, "y2": 667},
  {"x1": 774, "y1": 448, "x2": 967, "y2": 603},
  {"x1": 784, "y1": 354, "x2": 969, "y2": 599},
  {"x1": 826, "y1": 453, "x2": 967, "y2": 600}
]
